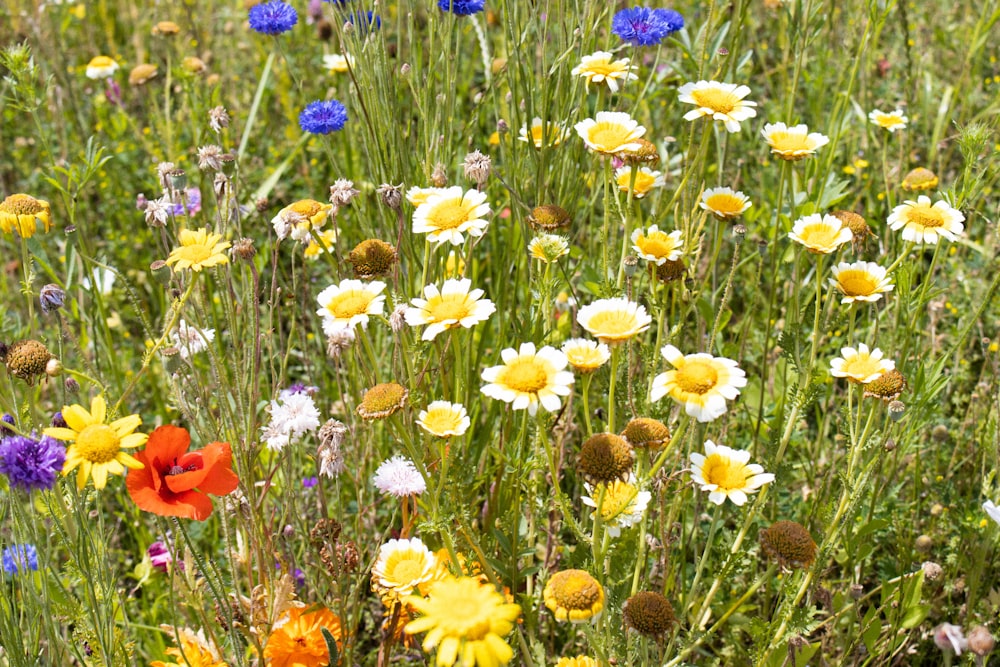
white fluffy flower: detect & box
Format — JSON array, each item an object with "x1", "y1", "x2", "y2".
[
  {"x1": 262, "y1": 391, "x2": 321, "y2": 451},
  {"x1": 373, "y1": 456, "x2": 426, "y2": 497},
  {"x1": 172, "y1": 319, "x2": 216, "y2": 359}
]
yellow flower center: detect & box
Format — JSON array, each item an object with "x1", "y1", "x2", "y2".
[
  {"x1": 841, "y1": 355, "x2": 883, "y2": 381},
  {"x1": 437, "y1": 595, "x2": 493, "y2": 640},
  {"x1": 550, "y1": 572, "x2": 602, "y2": 610},
  {"x1": 327, "y1": 290, "x2": 374, "y2": 318},
  {"x1": 567, "y1": 348, "x2": 604, "y2": 371},
  {"x1": 89, "y1": 56, "x2": 115, "y2": 68},
  {"x1": 877, "y1": 116, "x2": 905, "y2": 129},
  {"x1": 501, "y1": 359, "x2": 550, "y2": 393},
  {"x1": 422, "y1": 408, "x2": 464, "y2": 433},
  {"x1": 675, "y1": 360, "x2": 719, "y2": 394},
  {"x1": 702, "y1": 453, "x2": 748, "y2": 490},
  {"x1": 797, "y1": 224, "x2": 841, "y2": 248},
  {"x1": 1, "y1": 194, "x2": 44, "y2": 216},
  {"x1": 585, "y1": 311, "x2": 637, "y2": 337},
  {"x1": 768, "y1": 131, "x2": 811, "y2": 154},
  {"x1": 588, "y1": 122, "x2": 633, "y2": 151},
  {"x1": 905, "y1": 204, "x2": 944, "y2": 229},
  {"x1": 836, "y1": 269, "x2": 877, "y2": 296},
  {"x1": 704, "y1": 193, "x2": 745, "y2": 215},
  {"x1": 585, "y1": 61, "x2": 622, "y2": 77},
  {"x1": 690, "y1": 88, "x2": 739, "y2": 114},
  {"x1": 427, "y1": 200, "x2": 471, "y2": 230},
  {"x1": 595, "y1": 481, "x2": 636, "y2": 521},
  {"x1": 175, "y1": 244, "x2": 213, "y2": 265},
  {"x1": 75, "y1": 424, "x2": 121, "y2": 464},
  {"x1": 637, "y1": 233, "x2": 678, "y2": 259},
  {"x1": 290, "y1": 199, "x2": 324, "y2": 217},
  {"x1": 426, "y1": 294, "x2": 473, "y2": 322},
  {"x1": 386, "y1": 555, "x2": 426, "y2": 586}
]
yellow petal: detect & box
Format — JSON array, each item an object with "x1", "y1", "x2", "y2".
[
  {"x1": 117, "y1": 452, "x2": 144, "y2": 470},
  {"x1": 45, "y1": 427, "x2": 80, "y2": 442},
  {"x1": 110, "y1": 414, "x2": 142, "y2": 437},
  {"x1": 62, "y1": 404, "x2": 93, "y2": 432},
  {"x1": 120, "y1": 433, "x2": 149, "y2": 449},
  {"x1": 91, "y1": 462, "x2": 109, "y2": 489},
  {"x1": 63, "y1": 448, "x2": 82, "y2": 472},
  {"x1": 77, "y1": 461, "x2": 92, "y2": 490},
  {"x1": 90, "y1": 395, "x2": 107, "y2": 424},
  {"x1": 106, "y1": 459, "x2": 125, "y2": 476}
]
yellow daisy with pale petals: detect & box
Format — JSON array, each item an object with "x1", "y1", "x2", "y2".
[
  {"x1": 556, "y1": 658, "x2": 598, "y2": 667},
  {"x1": 570, "y1": 51, "x2": 638, "y2": 93},
  {"x1": 527, "y1": 234, "x2": 570, "y2": 263},
  {"x1": 404, "y1": 278, "x2": 496, "y2": 341},
  {"x1": 417, "y1": 401, "x2": 471, "y2": 438},
  {"x1": 615, "y1": 166, "x2": 665, "y2": 198},
  {"x1": 788, "y1": 214, "x2": 853, "y2": 254},
  {"x1": 406, "y1": 186, "x2": 451, "y2": 208},
  {"x1": 372, "y1": 538, "x2": 438, "y2": 599},
  {"x1": 272, "y1": 199, "x2": 332, "y2": 242},
  {"x1": 699, "y1": 187, "x2": 751, "y2": 220},
  {"x1": 304, "y1": 229, "x2": 338, "y2": 259},
  {"x1": 631, "y1": 225, "x2": 683, "y2": 265},
  {"x1": 405, "y1": 575, "x2": 521, "y2": 667},
  {"x1": 544, "y1": 569, "x2": 605, "y2": 623},
  {"x1": 517, "y1": 117, "x2": 570, "y2": 148},
  {"x1": 761, "y1": 122, "x2": 829, "y2": 161},
  {"x1": 481, "y1": 343, "x2": 574, "y2": 416},
  {"x1": 316, "y1": 279, "x2": 387, "y2": 334},
  {"x1": 829, "y1": 261, "x2": 894, "y2": 304},
  {"x1": 690, "y1": 440, "x2": 774, "y2": 506},
  {"x1": 868, "y1": 109, "x2": 908, "y2": 132},
  {"x1": 86, "y1": 55, "x2": 119, "y2": 79},
  {"x1": 677, "y1": 80, "x2": 757, "y2": 133},
  {"x1": 561, "y1": 338, "x2": 611, "y2": 374},
  {"x1": 412, "y1": 187, "x2": 491, "y2": 246},
  {"x1": 830, "y1": 343, "x2": 894, "y2": 384},
  {"x1": 323, "y1": 53, "x2": 354, "y2": 74},
  {"x1": 650, "y1": 345, "x2": 747, "y2": 423},
  {"x1": 43, "y1": 395, "x2": 147, "y2": 490},
  {"x1": 165, "y1": 229, "x2": 231, "y2": 272},
  {"x1": 574, "y1": 111, "x2": 646, "y2": 155},
  {"x1": 887, "y1": 195, "x2": 965, "y2": 244},
  {"x1": 0, "y1": 194, "x2": 52, "y2": 238},
  {"x1": 576, "y1": 298, "x2": 652, "y2": 345}
]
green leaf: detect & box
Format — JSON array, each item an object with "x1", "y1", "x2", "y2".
[
  {"x1": 901, "y1": 604, "x2": 931, "y2": 630},
  {"x1": 321, "y1": 627, "x2": 339, "y2": 666},
  {"x1": 862, "y1": 606, "x2": 882, "y2": 655}
]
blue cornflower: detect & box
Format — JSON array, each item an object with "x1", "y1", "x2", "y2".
[
  {"x1": 0, "y1": 414, "x2": 14, "y2": 437},
  {"x1": 248, "y1": 1, "x2": 299, "y2": 35},
  {"x1": 299, "y1": 100, "x2": 348, "y2": 134},
  {"x1": 438, "y1": 0, "x2": 485, "y2": 15},
  {"x1": 0, "y1": 433, "x2": 65, "y2": 492},
  {"x1": 612, "y1": 7, "x2": 684, "y2": 46},
  {"x1": 2, "y1": 544, "x2": 38, "y2": 576},
  {"x1": 347, "y1": 10, "x2": 381, "y2": 34}
]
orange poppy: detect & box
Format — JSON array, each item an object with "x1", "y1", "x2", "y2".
[
  {"x1": 126, "y1": 425, "x2": 239, "y2": 520},
  {"x1": 264, "y1": 605, "x2": 343, "y2": 667}
]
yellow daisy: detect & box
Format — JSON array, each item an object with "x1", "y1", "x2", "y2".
[
  {"x1": 556, "y1": 658, "x2": 598, "y2": 667},
  {"x1": 690, "y1": 439, "x2": 774, "y2": 506},
  {"x1": 650, "y1": 345, "x2": 747, "y2": 423},
  {"x1": 150, "y1": 628, "x2": 226, "y2": 667},
  {"x1": 788, "y1": 214, "x2": 853, "y2": 254},
  {"x1": 615, "y1": 166, "x2": 665, "y2": 198},
  {"x1": 581, "y1": 475, "x2": 651, "y2": 537},
  {"x1": 699, "y1": 187, "x2": 751, "y2": 220},
  {"x1": 372, "y1": 538, "x2": 438, "y2": 599},
  {"x1": 829, "y1": 261, "x2": 894, "y2": 304},
  {"x1": 480, "y1": 342, "x2": 574, "y2": 416},
  {"x1": 0, "y1": 194, "x2": 52, "y2": 238},
  {"x1": 576, "y1": 298, "x2": 652, "y2": 345},
  {"x1": 570, "y1": 51, "x2": 638, "y2": 93},
  {"x1": 761, "y1": 122, "x2": 829, "y2": 161},
  {"x1": 830, "y1": 343, "x2": 894, "y2": 384},
  {"x1": 417, "y1": 401, "x2": 471, "y2": 438},
  {"x1": 543, "y1": 570, "x2": 604, "y2": 623},
  {"x1": 517, "y1": 117, "x2": 570, "y2": 148},
  {"x1": 165, "y1": 229, "x2": 231, "y2": 272},
  {"x1": 561, "y1": 338, "x2": 611, "y2": 374},
  {"x1": 85, "y1": 55, "x2": 119, "y2": 79},
  {"x1": 527, "y1": 234, "x2": 570, "y2": 263},
  {"x1": 412, "y1": 186, "x2": 491, "y2": 246},
  {"x1": 404, "y1": 278, "x2": 496, "y2": 341},
  {"x1": 868, "y1": 108, "x2": 908, "y2": 133},
  {"x1": 316, "y1": 279, "x2": 387, "y2": 334},
  {"x1": 304, "y1": 229, "x2": 338, "y2": 259},
  {"x1": 272, "y1": 199, "x2": 332, "y2": 242},
  {"x1": 887, "y1": 195, "x2": 965, "y2": 244},
  {"x1": 631, "y1": 225, "x2": 683, "y2": 265},
  {"x1": 43, "y1": 395, "x2": 147, "y2": 490},
  {"x1": 574, "y1": 111, "x2": 646, "y2": 155},
  {"x1": 405, "y1": 576, "x2": 521, "y2": 667},
  {"x1": 677, "y1": 80, "x2": 757, "y2": 133}
]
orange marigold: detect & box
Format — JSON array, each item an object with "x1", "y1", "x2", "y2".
[{"x1": 264, "y1": 605, "x2": 342, "y2": 667}]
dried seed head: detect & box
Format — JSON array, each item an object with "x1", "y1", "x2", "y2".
[
  {"x1": 357, "y1": 382, "x2": 408, "y2": 421},
  {"x1": 326, "y1": 329, "x2": 356, "y2": 360},
  {"x1": 329, "y1": 179, "x2": 360, "y2": 208},
  {"x1": 760, "y1": 520, "x2": 817, "y2": 571},
  {"x1": 863, "y1": 368, "x2": 906, "y2": 401},
  {"x1": 152, "y1": 21, "x2": 181, "y2": 36},
  {"x1": 231, "y1": 237, "x2": 256, "y2": 262},
  {"x1": 888, "y1": 400, "x2": 906, "y2": 421},
  {"x1": 182, "y1": 56, "x2": 206, "y2": 74},
  {"x1": 623, "y1": 592, "x2": 676, "y2": 639},
  {"x1": 431, "y1": 163, "x2": 448, "y2": 188},
  {"x1": 921, "y1": 560, "x2": 942, "y2": 580},
  {"x1": 528, "y1": 204, "x2": 571, "y2": 231},
  {"x1": 656, "y1": 258, "x2": 687, "y2": 282},
  {"x1": 578, "y1": 433, "x2": 634, "y2": 484},
  {"x1": 389, "y1": 304, "x2": 408, "y2": 332},
  {"x1": 621, "y1": 417, "x2": 671, "y2": 450},
  {"x1": 968, "y1": 626, "x2": 995, "y2": 658},
  {"x1": 915, "y1": 535, "x2": 933, "y2": 553},
  {"x1": 209, "y1": 106, "x2": 230, "y2": 133},
  {"x1": 348, "y1": 239, "x2": 397, "y2": 279},
  {"x1": 830, "y1": 210, "x2": 873, "y2": 250},
  {"x1": 620, "y1": 138, "x2": 660, "y2": 166},
  {"x1": 197, "y1": 144, "x2": 226, "y2": 171},
  {"x1": 39, "y1": 284, "x2": 66, "y2": 314},
  {"x1": 317, "y1": 419, "x2": 348, "y2": 478},
  {"x1": 901, "y1": 167, "x2": 939, "y2": 192},
  {"x1": 463, "y1": 150, "x2": 492, "y2": 188},
  {"x1": 4, "y1": 340, "x2": 53, "y2": 384},
  {"x1": 377, "y1": 183, "x2": 404, "y2": 211},
  {"x1": 931, "y1": 424, "x2": 949, "y2": 442},
  {"x1": 129, "y1": 63, "x2": 159, "y2": 86}
]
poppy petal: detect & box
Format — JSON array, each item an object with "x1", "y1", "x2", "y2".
[{"x1": 146, "y1": 425, "x2": 192, "y2": 470}]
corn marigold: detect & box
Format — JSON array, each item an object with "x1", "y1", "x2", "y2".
[
  {"x1": 264, "y1": 605, "x2": 342, "y2": 667},
  {"x1": 0, "y1": 194, "x2": 52, "y2": 238},
  {"x1": 165, "y1": 229, "x2": 230, "y2": 272},
  {"x1": 650, "y1": 345, "x2": 747, "y2": 423},
  {"x1": 480, "y1": 343, "x2": 573, "y2": 416}
]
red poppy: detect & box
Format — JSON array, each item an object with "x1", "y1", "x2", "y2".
[{"x1": 126, "y1": 425, "x2": 239, "y2": 521}]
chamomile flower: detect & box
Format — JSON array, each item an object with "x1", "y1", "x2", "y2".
[
  {"x1": 788, "y1": 214, "x2": 853, "y2": 254},
  {"x1": 561, "y1": 339, "x2": 611, "y2": 374},
  {"x1": 830, "y1": 343, "x2": 894, "y2": 384},
  {"x1": 615, "y1": 166, "x2": 665, "y2": 198},
  {"x1": 631, "y1": 225, "x2": 683, "y2": 265},
  {"x1": 481, "y1": 343, "x2": 574, "y2": 416},
  {"x1": 575, "y1": 111, "x2": 646, "y2": 155},
  {"x1": 316, "y1": 279, "x2": 387, "y2": 334},
  {"x1": 690, "y1": 440, "x2": 774, "y2": 506},
  {"x1": 576, "y1": 298, "x2": 652, "y2": 345},
  {"x1": 650, "y1": 345, "x2": 747, "y2": 423},
  {"x1": 829, "y1": 261, "x2": 894, "y2": 304},
  {"x1": 412, "y1": 187, "x2": 491, "y2": 246},
  {"x1": 761, "y1": 122, "x2": 829, "y2": 161},
  {"x1": 677, "y1": 80, "x2": 757, "y2": 133},
  {"x1": 571, "y1": 51, "x2": 638, "y2": 93},
  {"x1": 581, "y1": 475, "x2": 651, "y2": 536},
  {"x1": 404, "y1": 279, "x2": 496, "y2": 341},
  {"x1": 869, "y1": 108, "x2": 908, "y2": 132},
  {"x1": 699, "y1": 187, "x2": 751, "y2": 220},
  {"x1": 416, "y1": 401, "x2": 470, "y2": 438},
  {"x1": 887, "y1": 195, "x2": 965, "y2": 244}
]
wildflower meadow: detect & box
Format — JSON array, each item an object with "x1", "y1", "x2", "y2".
[{"x1": 2, "y1": 0, "x2": 1000, "y2": 664}]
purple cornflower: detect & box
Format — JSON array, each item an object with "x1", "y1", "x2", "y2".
[
  {"x1": 612, "y1": 7, "x2": 684, "y2": 46},
  {"x1": 299, "y1": 100, "x2": 348, "y2": 134},
  {"x1": 0, "y1": 414, "x2": 14, "y2": 437},
  {"x1": 2, "y1": 544, "x2": 38, "y2": 576},
  {"x1": 347, "y1": 10, "x2": 381, "y2": 34},
  {"x1": 0, "y1": 433, "x2": 65, "y2": 492},
  {"x1": 303, "y1": 476, "x2": 319, "y2": 488},
  {"x1": 248, "y1": 1, "x2": 299, "y2": 35},
  {"x1": 170, "y1": 187, "x2": 202, "y2": 216},
  {"x1": 438, "y1": 0, "x2": 485, "y2": 15}
]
